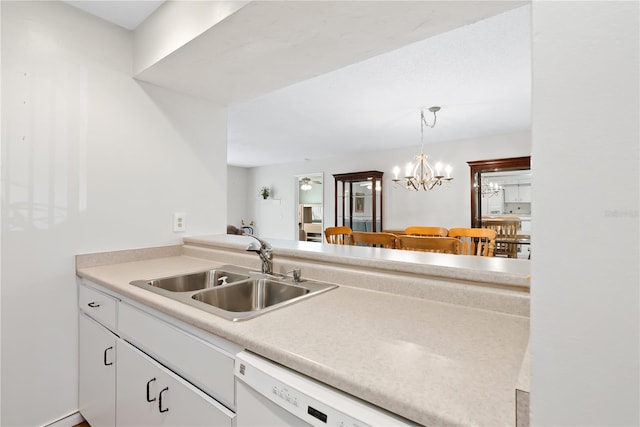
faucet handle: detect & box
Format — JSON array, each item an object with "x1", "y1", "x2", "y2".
[
  {"x1": 246, "y1": 242, "x2": 261, "y2": 252},
  {"x1": 285, "y1": 268, "x2": 302, "y2": 282}
]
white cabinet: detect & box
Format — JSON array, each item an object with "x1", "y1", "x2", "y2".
[
  {"x1": 116, "y1": 341, "x2": 234, "y2": 427},
  {"x1": 79, "y1": 313, "x2": 117, "y2": 427},
  {"x1": 504, "y1": 184, "x2": 532, "y2": 203},
  {"x1": 78, "y1": 281, "x2": 239, "y2": 427},
  {"x1": 504, "y1": 185, "x2": 518, "y2": 202},
  {"x1": 118, "y1": 303, "x2": 236, "y2": 409},
  {"x1": 482, "y1": 190, "x2": 505, "y2": 214},
  {"x1": 518, "y1": 184, "x2": 532, "y2": 202},
  {"x1": 79, "y1": 283, "x2": 118, "y2": 331}
]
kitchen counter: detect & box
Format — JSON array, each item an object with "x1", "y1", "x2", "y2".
[
  {"x1": 76, "y1": 236, "x2": 530, "y2": 426},
  {"x1": 184, "y1": 234, "x2": 531, "y2": 290}
]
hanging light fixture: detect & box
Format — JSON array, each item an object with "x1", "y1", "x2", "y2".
[
  {"x1": 300, "y1": 177, "x2": 322, "y2": 191},
  {"x1": 392, "y1": 106, "x2": 453, "y2": 191},
  {"x1": 300, "y1": 178, "x2": 312, "y2": 191},
  {"x1": 300, "y1": 177, "x2": 313, "y2": 191},
  {"x1": 475, "y1": 181, "x2": 503, "y2": 197}
]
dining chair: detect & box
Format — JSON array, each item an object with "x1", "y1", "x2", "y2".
[
  {"x1": 448, "y1": 228, "x2": 497, "y2": 257},
  {"x1": 404, "y1": 226, "x2": 449, "y2": 237},
  {"x1": 350, "y1": 232, "x2": 397, "y2": 249},
  {"x1": 324, "y1": 226, "x2": 353, "y2": 245},
  {"x1": 482, "y1": 218, "x2": 521, "y2": 258},
  {"x1": 396, "y1": 236, "x2": 461, "y2": 254},
  {"x1": 382, "y1": 229, "x2": 406, "y2": 236}
]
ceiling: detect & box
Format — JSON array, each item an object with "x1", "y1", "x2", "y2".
[
  {"x1": 62, "y1": 1, "x2": 531, "y2": 168},
  {"x1": 227, "y1": 4, "x2": 531, "y2": 167},
  {"x1": 62, "y1": 1, "x2": 165, "y2": 30}
]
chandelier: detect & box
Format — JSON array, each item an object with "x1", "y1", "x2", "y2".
[
  {"x1": 475, "y1": 181, "x2": 503, "y2": 197},
  {"x1": 392, "y1": 106, "x2": 453, "y2": 191}
]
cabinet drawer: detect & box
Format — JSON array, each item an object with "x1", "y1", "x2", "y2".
[
  {"x1": 118, "y1": 303, "x2": 236, "y2": 410},
  {"x1": 79, "y1": 283, "x2": 118, "y2": 331}
]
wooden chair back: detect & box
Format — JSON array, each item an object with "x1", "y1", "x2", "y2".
[
  {"x1": 482, "y1": 218, "x2": 521, "y2": 258},
  {"x1": 382, "y1": 229, "x2": 406, "y2": 236},
  {"x1": 397, "y1": 236, "x2": 461, "y2": 254},
  {"x1": 350, "y1": 232, "x2": 397, "y2": 249},
  {"x1": 404, "y1": 226, "x2": 449, "y2": 237},
  {"x1": 324, "y1": 226, "x2": 352, "y2": 245},
  {"x1": 448, "y1": 228, "x2": 497, "y2": 257}
]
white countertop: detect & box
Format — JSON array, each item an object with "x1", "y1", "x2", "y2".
[
  {"x1": 184, "y1": 234, "x2": 531, "y2": 289},
  {"x1": 76, "y1": 239, "x2": 530, "y2": 426}
]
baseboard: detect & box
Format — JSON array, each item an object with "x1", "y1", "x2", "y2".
[{"x1": 44, "y1": 411, "x2": 85, "y2": 427}]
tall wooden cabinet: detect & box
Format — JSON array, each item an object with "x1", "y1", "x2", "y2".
[{"x1": 333, "y1": 171, "x2": 383, "y2": 232}]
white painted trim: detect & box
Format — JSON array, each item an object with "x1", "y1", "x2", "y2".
[{"x1": 44, "y1": 411, "x2": 84, "y2": 427}]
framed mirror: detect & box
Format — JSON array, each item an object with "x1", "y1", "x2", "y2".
[
  {"x1": 467, "y1": 156, "x2": 531, "y2": 228},
  {"x1": 468, "y1": 156, "x2": 531, "y2": 259}
]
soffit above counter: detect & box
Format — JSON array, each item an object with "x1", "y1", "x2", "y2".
[{"x1": 133, "y1": 1, "x2": 527, "y2": 105}]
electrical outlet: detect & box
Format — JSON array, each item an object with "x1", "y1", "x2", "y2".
[{"x1": 173, "y1": 212, "x2": 186, "y2": 232}]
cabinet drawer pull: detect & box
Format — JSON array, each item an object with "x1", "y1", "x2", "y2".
[
  {"x1": 159, "y1": 387, "x2": 169, "y2": 413},
  {"x1": 146, "y1": 378, "x2": 157, "y2": 402},
  {"x1": 87, "y1": 302, "x2": 100, "y2": 308},
  {"x1": 103, "y1": 346, "x2": 114, "y2": 366}
]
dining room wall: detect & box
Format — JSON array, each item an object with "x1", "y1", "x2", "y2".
[{"x1": 238, "y1": 131, "x2": 530, "y2": 240}]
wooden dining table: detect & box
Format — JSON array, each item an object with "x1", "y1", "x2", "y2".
[{"x1": 494, "y1": 234, "x2": 531, "y2": 258}]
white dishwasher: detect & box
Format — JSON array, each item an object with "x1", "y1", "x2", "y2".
[{"x1": 234, "y1": 351, "x2": 417, "y2": 427}]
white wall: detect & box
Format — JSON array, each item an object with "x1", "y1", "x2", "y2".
[
  {"x1": 242, "y1": 131, "x2": 530, "y2": 240},
  {"x1": 0, "y1": 2, "x2": 227, "y2": 425},
  {"x1": 531, "y1": 2, "x2": 639, "y2": 425}
]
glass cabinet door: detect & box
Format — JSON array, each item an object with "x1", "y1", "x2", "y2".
[{"x1": 333, "y1": 171, "x2": 383, "y2": 232}]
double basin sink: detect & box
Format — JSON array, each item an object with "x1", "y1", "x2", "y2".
[{"x1": 130, "y1": 265, "x2": 337, "y2": 321}]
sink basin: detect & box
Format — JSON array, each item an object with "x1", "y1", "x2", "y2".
[
  {"x1": 130, "y1": 268, "x2": 250, "y2": 292},
  {"x1": 129, "y1": 265, "x2": 337, "y2": 321},
  {"x1": 191, "y1": 278, "x2": 309, "y2": 312}
]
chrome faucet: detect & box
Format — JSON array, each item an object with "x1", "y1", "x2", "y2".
[{"x1": 245, "y1": 235, "x2": 273, "y2": 274}]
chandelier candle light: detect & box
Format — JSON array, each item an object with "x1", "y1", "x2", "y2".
[
  {"x1": 392, "y1": 106, "x2": 453, "y2": 191},
  {"x1": 476, "y1": 181, "x2": 503, "y2": 197}
]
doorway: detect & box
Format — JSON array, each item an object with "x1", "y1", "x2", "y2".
[{"x1": 296, "y1": 173, "x2": 323, "y2": 242}]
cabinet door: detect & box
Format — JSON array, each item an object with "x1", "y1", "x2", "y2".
[
  {"x1": 118, "y1": 302, "x2": 236, "y2": 409},
  {"x1": 504, "y1": 185, "x2": 519, "y2": 203},
  {"x1": 79, "y1": 313, "x2": 117, "y2": 427},
  {"x1": 486, "y1": 191, "x2": 505, "y2": 214},
  {"x1": 518, "y1": 184, "x2": 532, "y2": 202},
  {"x1": 116, "y1": 341, "x2": 235, "y2": 427}
]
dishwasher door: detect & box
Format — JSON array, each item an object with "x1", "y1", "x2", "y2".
[
  {"x1": 236, "y1": 380, "x2": 311, "y2": 427},
  {"x1": 234, "y1": 351, "x2": 417, "y2": 427}
]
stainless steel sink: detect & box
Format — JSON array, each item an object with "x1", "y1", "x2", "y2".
[
  {"x1": 192, "y1": 278, "x2": 309, "y2": 312},
  {"x1": 130, "y1": 265, "x2": 337, "y2": 321},
  {"x1": 130, "y1": 269, "x2": 250, "y2": 292}
]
